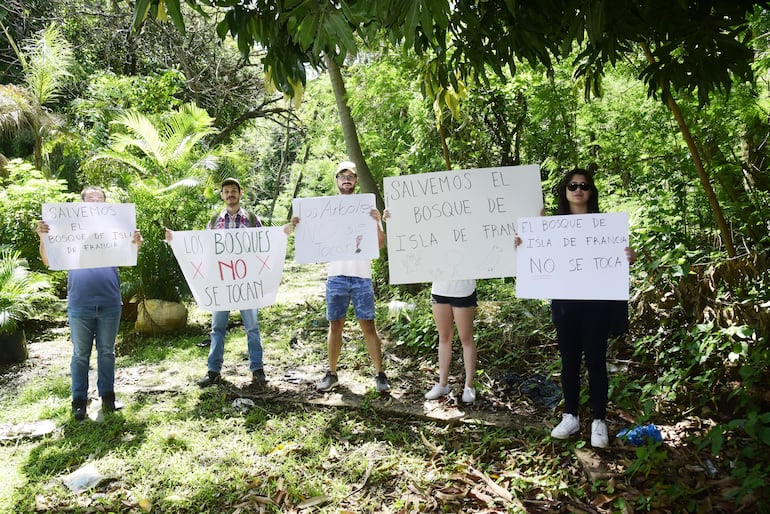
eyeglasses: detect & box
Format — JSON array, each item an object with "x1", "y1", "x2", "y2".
[
  {"x1": 567, "y1": 182, "x2": 590, "y2": 192},
  {"x1": 337, "y1": 174, "x2": 356, "y2": 180}
]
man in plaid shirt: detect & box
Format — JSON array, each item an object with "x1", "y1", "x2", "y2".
[{"x1": 197, "y1": 177, "x2": 267, "y2": 388}]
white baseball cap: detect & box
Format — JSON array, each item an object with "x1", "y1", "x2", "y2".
[{"x1": 335, "y1": 161, "x2": 357, "y2": 176}]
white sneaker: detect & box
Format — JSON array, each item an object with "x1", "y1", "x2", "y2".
[
  {"x1": 424, "y1": 383, "x2": 450, "y2": 400},
  {"x1": 461, "y1": 387, "x2": 476, "y2": 404},
  {"x1": 551, "y1": 413, "x2": 580, "y2": 439},
  {"x1": 591, "y1": 419, "x2": 609, "y2": 448}
]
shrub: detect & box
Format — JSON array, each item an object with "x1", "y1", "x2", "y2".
[{"x1": 0, "y1": 161, "x2": 74, "y2": 271}]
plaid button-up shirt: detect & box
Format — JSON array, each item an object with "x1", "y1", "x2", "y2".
[{"x1": 209, "y1": 208, "x2": 261, "y2": 229}]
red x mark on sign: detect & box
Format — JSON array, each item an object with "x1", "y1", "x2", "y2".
[
  {"x1": 190, "y1": 261, "x2": 204, "y2": 279},
  {"x1": 254, "y1": 254, "x2": 271, "y2": 273}
]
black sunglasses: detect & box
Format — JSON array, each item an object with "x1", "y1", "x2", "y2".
[{"x1": 567, "y1": 182, "x2": 590, "y2": 192}]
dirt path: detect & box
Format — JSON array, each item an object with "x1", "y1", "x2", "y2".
[{"x1": 2, "y1": 262, "x2": 548, "y2": 430}]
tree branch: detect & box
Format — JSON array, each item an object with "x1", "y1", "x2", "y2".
[{"x1": 210, "y1": 100, "x2": 296, "y2": 145}]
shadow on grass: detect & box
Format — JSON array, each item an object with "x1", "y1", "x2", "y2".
[{"x1": 21, "y1": 414, "x2": 150, "y2": 485}]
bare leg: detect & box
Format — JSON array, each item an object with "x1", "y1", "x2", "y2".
[
  {"x1": 453, "y1": 305, "x2": 477, "y2": 389},
  {"x1": 327, "y1": 319, "x2": 345, "y2": 373},
  {"x1": 431, "y1": 303, "x2": 455, "y2": 387},
  {"x1": 358, "y1": 319, "x2": 383, "y2": 373}
]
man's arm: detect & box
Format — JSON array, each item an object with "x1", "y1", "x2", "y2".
[
  {"x1": 370, "y1": 209, "x2": 385, "y2": 249},
  {"x1": 35, "y1": 221, "x2": 49, "y2": 267},
  {"x1": 132, "y1": 230, "x2": 144, "y2": 249}
]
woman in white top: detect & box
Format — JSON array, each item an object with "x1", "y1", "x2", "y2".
[
  {"x1": 424, "y1": 279, "x2": 478, "y2": 403},
  {"x1": 383, "y1": 209, "x2": 478, "y2": 403}
]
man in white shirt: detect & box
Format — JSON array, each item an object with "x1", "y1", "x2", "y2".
[{"x1": 291, "y1": 161, "x2": 390, "y2": 393}]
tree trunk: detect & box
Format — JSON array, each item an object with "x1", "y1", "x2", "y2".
[
  {"x1": 641, "y1": 42, "x2": 737, "y2": 257},
  {"x1": 33, "y1": 124, "x2": 45, "y2": 176},
  {"x1": 438, "y1": 122, "x2": 452, "y2": 169},
  {"x1": 268, "y1": 121, "x2": 291, "y2": 223},
  {"x1": 665, "y1": 96, "x2": 736, "y2": 256},
  {"x1": 287, "y1": 137, "x2": 312, "y2": 222},
  {"x1": 325, "y1": 55, "x2": 385, "y2": 211}
]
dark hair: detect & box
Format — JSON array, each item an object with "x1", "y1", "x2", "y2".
[
  {"x1": 556, "y1": 168, "x2": 600, "y2": 215},
  {"x1": 81, "y1": 186, "x2": 106, "y2": 201}
]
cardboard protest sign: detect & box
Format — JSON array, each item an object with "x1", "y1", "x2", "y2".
[
  {"x1": 515, "y1": 213, "x2": 630, "y2": 300},
  {"x1": 292, "y1": 193, "x2": 379, "y2": 263},
  {"x1": 383, "y1": 165, "x2": 543, "y2": 284},
  {"x1": 167, "y1": 227, "x2": 287, "y2": 311},
  {"x1": 41, "y1": 202, "x2": 138, "y2": 270}
]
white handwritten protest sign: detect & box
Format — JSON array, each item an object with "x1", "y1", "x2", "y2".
[
  {"x1": 167, "y1": 227, "x2": 287, "y2": 311},
  {"x1": 41, "y1": 203, "x2": 138, "y2": 270},
  {"x1": 383, "y1": 165, "x2": 543, "y2": 284},
  {"x1": 292, "y1": 193, "x2": 379, "y2": 263},
  {"x1": 515, "y1": 213, "x2": 629, "y2": 300}
]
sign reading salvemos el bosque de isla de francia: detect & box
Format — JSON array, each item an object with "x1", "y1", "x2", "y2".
[
  {"x1": 167, "y1": 227, "x2": 287, "y2": 311},
  {"x1": 515, "y1": 213, "x2": 630, "y2": 300},
  {"x1": 383, "y1": 165, "x2": 543, "y2": 284},
  {"x1": 41, "y1": 202, "x2": 138, "y2": 270}
]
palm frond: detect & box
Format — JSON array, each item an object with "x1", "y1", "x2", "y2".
[
  {"x1": 110, "y1": 112, "x2": 169, "y2": 165},
  {"x1": 165, "y1": 103, "x2": 217, "y2": 158},
  {"x1": 89, "y1": 149, "x2": 151, "y2": 175},
  {"x1": 158, "y1": 178, "x2": 201, "y2": 193},
  {"x1": 97, "y1": 102, "x2": 240, "y2": 191},
  {"x1": 0, "y1": 84, "x2": 33, "y2": 132},
  {"x1": 0, "y1": 249, "x2": 55, "y2": 334},
  {"x1": 23, "y1": 24, "x2": 74, "y2": 106}
]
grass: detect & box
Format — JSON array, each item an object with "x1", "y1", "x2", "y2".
[
  {"x1": 2, "y1": 263, "x2": 765, "y2": 512},
  {"x1": 2, "y1": 380, "x2": 573, "y2": 512},
  {"x1": 0, "y1": 275, "x2": 576, "y2": 513}
]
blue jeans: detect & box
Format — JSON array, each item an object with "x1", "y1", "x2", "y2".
[
  {"x1": 326, "y1": 275, "x2": 375, "y2": 321},
  {"x1": 68, "y1": 305, "x2": 122, "y2": 400},
  {"x1": 209, "y1": 309, "x2": 263, "y2": 372}
]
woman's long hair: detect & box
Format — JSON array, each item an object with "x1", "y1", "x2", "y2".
[{"x1": 556, "y1": 168, "x2": 600, "y2": 215}]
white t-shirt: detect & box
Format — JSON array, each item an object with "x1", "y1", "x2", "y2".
[
  {"x1": 431, "y1": 280, "x2": 476, "y2": 297},
  {"x1": 328, "y1": 259, "x2": 372, "y2": 279}
]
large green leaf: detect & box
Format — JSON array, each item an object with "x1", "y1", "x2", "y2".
[{"x1": 132, "y1": 0, "x2": 154, "y2": 30}]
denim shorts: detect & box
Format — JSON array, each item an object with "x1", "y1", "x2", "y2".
[
  {"x1": 326, "y1": 275, "x2": 375, "y2": 321},
  {"x1": 430, "y1": 290, "x2": 478, "y2": 308}
]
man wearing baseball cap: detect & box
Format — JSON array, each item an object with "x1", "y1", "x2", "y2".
[{"x1": 290, "y1": 160, "x2": 390, "y2": 394}]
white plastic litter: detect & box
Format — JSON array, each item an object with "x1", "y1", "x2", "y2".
[
  {"x1": 61, "y1": 462, "x2": 104, "y2": 493},
  {"x1": 387, "y1": 300, "x2": 415, "y2": 317},
  {"x1": 232, "y1": 398, "x2": 255, "y2": 413}
]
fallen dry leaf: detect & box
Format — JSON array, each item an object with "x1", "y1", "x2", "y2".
[
  {"x1": 420, "y1": 430, "x2": 441, "y2": 454},
  {"x1": 295, "y1": 495, "x2": 328, "y2": 508},
  {"x1": 138, "y1": 497, "x2": 152, "y2": 512}
]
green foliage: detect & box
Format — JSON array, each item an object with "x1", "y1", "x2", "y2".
[
  {"x1": 228, "y1": 116, "x2": 304, "y2": 223},
  {"x1": 384, "y1": 278, "x2": 556, "y2": 375},
  {"x1": 697, "y1": 411, "x2": 770, "y2": 506},
  {"x1": 135, "y1": 0, "x2": 763, "y2": 124},
  {"x1": 385, "y1": 293, "x2": 435, "y2": 354},
  {"x1": 0, "y1": 23, "x2": 74, "y2": 172},
  {"x1": 0, "y1": 161, "x2": 73, "y2": 270},
  {"x1": 614, "y1": 244, "x2": 770, "y2": 506},
  {"x1": 0, "y1": 247, "x2": 55, "y2": 334},
  {"x1": 87, "y1": 102, "x2": 248, "y2": 196},
  {"x1": 120, "y1": 185, "x2": 210, "y2": 302},
  {"x1": 69, "y1": 70, "x2": 185, "y2": 148},
  {"x1": 687, "y1": 83, "x2": 770, "y2": 248},
  {"x1": 345, "y1": 53, "x2": 444, "y2": 175},
  {"x1": 4, "y1": 2, "x2": 770, "y2": 509},
  {"x1": 626, "y1": 440, "x2": 668, "y2": 478}
]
